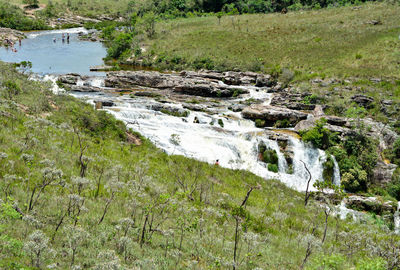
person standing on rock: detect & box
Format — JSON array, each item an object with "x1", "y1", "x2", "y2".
[{"x1": 215, "y1": 159, "x2": 220, "y2": 166}]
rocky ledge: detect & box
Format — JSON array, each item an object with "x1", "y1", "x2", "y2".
[
  {"x1": 241, "y1": 104, "x2": 308, "y2": 127},
  {"x1": 104, "y1": 70, "x2": 274, "y2": 97},
  {"x1": 0, "y1": 28, "x2": 25, "y2": 46}
]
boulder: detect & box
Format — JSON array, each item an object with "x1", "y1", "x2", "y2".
[
  {"x1": 351, "y1": 94, "x2": 374, "y2": 108},
  {"x1": 229, "y1": 104, "x2": 246, "y2": 112},
  {"x1": 58, "y1": 73, "x2": 83, "y2": 85},
  {"x1": 242, "y1": 104, "x2": 308, "y2": 127},
  {"x1": 372, "y1": 161, "x2": 397, "y2": 186},
  {"x1": 255, "y1": 75, "x2": 273, "y2": 87},
  {"x1": 150, "y1": 104, "x2": 188, "y2": 117},
  {"x1": 94, "y1": 100, "x2": 114, "y2": 109}
]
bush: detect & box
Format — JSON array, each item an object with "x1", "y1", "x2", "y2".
[
  {"x1": 268, "y1": 163, "x2": 279, "y2": 173},
  {"x1": 274, "y1": 119, "x2": 291, "y2": 128},
  {"x1": 106, "y1": 32, "x2": 133, "y2": 60},
  {"x1": 341, "y1": 168, "x2": 368, "y2": 192},
  {"x1": 0, "y1": 3, "x2": 49, "y2": 30},
  {"x1": 300, "y1": 118, "x2": 338, "y2": 150},
  {"x1": 255, "y1": 119, "x2": 266, "y2": 128},
  {"x1": 263, "y1": 149, "x2": 278, "y2": 165},
  {"x1": 393, "y1": 137, "x2": 400, "y2": 164}
]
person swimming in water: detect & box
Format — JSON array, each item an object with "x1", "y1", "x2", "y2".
[
  {"x1": 67, "y1": 33, "x2": 70, "y2": 42},
  {"x1": 53, "y1": 38, "x2": 56, "y2": 43}
]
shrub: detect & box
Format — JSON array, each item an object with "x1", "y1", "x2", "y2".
[
  {"x1": 263, "y1": 149, "x2": 278, "y2": 165},
  {"x1": 106, "y1": 32, "x2": 133, "y2": 60},
  {"x1": 268, "y1": 163, "x2": 279, "y2": 173},
  {"x1": 300, "y1": 118, "x2": 338, "y2": 150},
  {"x1": 341, "y1": 168, "x2": 368, "y2": 192},
  {"x1": 393, "y1": 137, "x2": 400, "y2": 164},
  {"x1": 255, "y1": 119, "x2": 266, "y2": 127},
  {"x1": 274, "y1": 119, "x2": 291, "y2": 128}
]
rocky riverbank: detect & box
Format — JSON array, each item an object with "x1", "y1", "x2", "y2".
[
  {"x1": 57, "y1": 69, "x2": 399, "y2": 190},
  {"x1": 0, "y1": 28, "x2": 25, "y2": 47}
]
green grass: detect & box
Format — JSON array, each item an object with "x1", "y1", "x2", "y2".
[
  {"x1": 0, "y1": 62, "x2": 399, "y2": 269},
  {"x1": 7, "y1": 0, "x2": 133, "y2": 17},
  {"x1": 140, "y1": 2, "x2": 400, "y2": 79}
]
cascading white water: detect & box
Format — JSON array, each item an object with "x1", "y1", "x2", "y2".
[
  {"x1": 332, "y1": 156, "x2": 341, "y2": 186},
  {"x1": 59, "y1": 76, "x2": 339, "y2": 191},
  {"x1": 395, "y1": 203, "x2": 400, "y2": 234}
]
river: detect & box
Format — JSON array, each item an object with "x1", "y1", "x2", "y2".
[{"x1": 0, "y1": 28, "x2": 340, "y2": 192}]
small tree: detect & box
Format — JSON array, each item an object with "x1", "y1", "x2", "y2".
[
  {"x1": 217, "y1": 12, "x2": 223, "y2": 25},
  {"x1": 24, "y1": 230, "x2": 50, "y2": 268},
  {"x1": 141, "y1": 12, "x2": 156, "y2": 38}
]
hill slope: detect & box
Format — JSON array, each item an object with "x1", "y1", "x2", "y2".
[{"x1": 0, "y1": 63, "x2": 397, "y2": 269}]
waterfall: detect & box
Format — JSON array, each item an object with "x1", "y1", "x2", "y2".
[
  {"x1": 332, "y1": 156, "x2": 341, "y2": 186},
  {"x1": 48, "y1": 75, "x2": 340, "y2": 192},
  {"x1": 286, "y1": 137, "x2": 326, "y2": 190},
  {"x1": 258, "y1": 138, "x2": 288, "y2": 173},
  {"x1": 395, "y1": 203, "x2": 400, "y2": 234},
  {"x1": 88, "y1": 77, "x2": 105, "y2": 88}
]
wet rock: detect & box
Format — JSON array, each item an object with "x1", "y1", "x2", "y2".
[
  {"x1": 229, "y1": 104, "x2": 246, "y2": 112},
  {"x1": 94, "y1": 100, "x2": 114, "y2": 109},
  {"x1": 150, "y1": 104, "x2": 189, "y2": 117},
  {"x1": 351, "y1": 94, "x2": 374, "y2": 108},
  {"x1": 182, "y1": 103, "x2": 207, "y2": 112},
  {"x1": 133, "y1": 91, "x2": 161, "y2": 98},
  {"x1": 58, "y1": 73, "x2": 82, "y2": 85},
  {"x1": 70, "y1": 85, "x2": 101, "y2": 92},
  {"x1": 242, "y1": 104, "x2": 308, "y2": 127}
]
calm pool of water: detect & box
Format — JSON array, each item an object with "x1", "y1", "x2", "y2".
[{"x1": 0, "y1": 28, "x2": 107, "y2": 76}]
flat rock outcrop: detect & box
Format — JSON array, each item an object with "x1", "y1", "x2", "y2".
[
  {"x1": 345, "y1": 195, "x2": 396, "y2": 215},
  {"x1": 241, "y1": 104, "x2": 308, "y2": 126},
  {"x1": 105, "y1": 71, "x2": 251, "y2": 97}
]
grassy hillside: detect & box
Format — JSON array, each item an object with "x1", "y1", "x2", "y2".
[
  {"x1": 138, "y1": 2, "x2": 400, "y2": 79},
  {"x1": 0, "y1": 62, "x2": 398, "y2": 269}
]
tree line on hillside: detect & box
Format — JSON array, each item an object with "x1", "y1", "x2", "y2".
[{"x1": 128, "y1": 0, "x2": 375, "y2": 16}]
